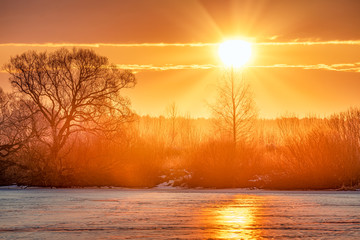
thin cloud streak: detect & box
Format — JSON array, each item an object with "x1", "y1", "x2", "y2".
[
  {"x1": 0, "y1": 43, "x2": 217, "y2": 48},
  {"x1": 252, "y1": 63, "x2": 360, "y2": 72},
  {"x1": 1, "y1": 63, "x2": 360, "y2": 73},
  {"x1": 116, "y1": 63, "x2": 360, "y2": 73},
  {"x1": 116, "y1": 64, "x2": 217, "y2": 71},
  {"x1": 256, "y1": 40, "x2": 360, "y2": 46},
  {"x1": 1, "y1": 40, "x2": 360, "y2": 48}
]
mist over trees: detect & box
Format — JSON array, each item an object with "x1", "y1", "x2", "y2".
[
  {"x1": 1, "y1": 48, "x2": 360, "y2": 189},
  {"x1": 2, "y1": 48, "x2": 136, "y2": 185},
  {"x1": 0, "y1": 89, "x2": 34, "y2": 182},
  {"x1": 0, "y1": 89, "x2": 32, "y2": 158}
]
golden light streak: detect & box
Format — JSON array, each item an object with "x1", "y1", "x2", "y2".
[
  {"x1": 252, "y1": 63, "x2": 360, "y2": 72},
  {"x1": 1, "y1": 40, "x2": 360, "y2": 48},
  {"x1": 0, "y1": 43, "x2": 217, "y2": 48},
  {"x1": 115, "y1": 64, "x2": 217, "y2": 71},
  {"x1": 116, "y1": 63, "x2": 360, "y2": 72},
  {"x1": 256, "y1": 40, "x2": 360, "y2": 46},
  {"x1": 1, "y1": 63, "x2": 360, "y2": 73}
]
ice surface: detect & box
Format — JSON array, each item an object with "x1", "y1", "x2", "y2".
[{"x1": 0, "y1": 188, "x2": 359, "y2": 239}]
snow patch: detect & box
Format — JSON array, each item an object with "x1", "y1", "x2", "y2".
[{"x1": 0, "y1": 185, "x2": 28, "y2": 189}]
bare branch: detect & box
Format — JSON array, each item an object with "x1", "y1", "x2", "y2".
[{"x1": 3, "y1": 48, "x2": 137, "y2": 172}]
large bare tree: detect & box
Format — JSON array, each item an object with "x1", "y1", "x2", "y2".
[
  {"x1": 4, "y1": 48, "x2": 136, "y2": 172},
  {"x1": 210, "y1": 69, "x2": 257, "y2": 146}
]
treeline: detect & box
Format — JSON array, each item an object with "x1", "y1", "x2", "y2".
[
  {"x1": 1, "y1": 48, "x2": 360, "y2": 189},
  {"x1": 2, "y1": 109, "x2": 360, "y2": 189}
]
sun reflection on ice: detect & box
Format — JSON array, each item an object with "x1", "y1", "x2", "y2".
[
  {"x1": 216, "y1": 206, "x2": 255, "y2": 239},
  {"x1": 202, "y1": 196, "x2": 262, "y2": 240},
  {"x1": 219, "y1": 206, "x2": 253, "y2": 225}
]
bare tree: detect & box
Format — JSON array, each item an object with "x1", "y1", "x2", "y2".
[
  {"x1": 4, "y1": 48, "x2": 136, "y2": 174},
  {"x1": 210, "y1": 68, "x2": 257, "y2": 146}
]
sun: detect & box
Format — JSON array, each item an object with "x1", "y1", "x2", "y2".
[{"x1": 218, "y1": 40, "x2": 252, "y2": 67}]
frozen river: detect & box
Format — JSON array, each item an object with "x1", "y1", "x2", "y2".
[{"x1": 0, "y1": 188, "x2": 359, "y2": 239}]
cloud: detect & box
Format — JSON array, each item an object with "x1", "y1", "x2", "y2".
[
  {"x1": 116, "y1": 64, "x2": 217, "y2": 71},
  {"x1": 1, "y1": 40, "x2": 360, "y2": 48},
  {"x1": 2, "y1": 63, "x2": 359, "y2": 73},
  {"x1": 0, "y1": 43, "x2": 217, "y2": 48},
  {"x1": 116, "y1": 63, "x2": 360, "y2": 73},
  {"x1": 0, "y1": 43, "x2": 101, "y2": 48},
  {"x1": 251, "y1": 63, "x2": 360, "y2": 72},
  {"x1": 256, "y1": 40, "x2": 360, "y2": 46}
]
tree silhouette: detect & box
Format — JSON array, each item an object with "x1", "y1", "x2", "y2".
[
  {"x1": 210, "y1": 69, "x2": 257, "y2": 146},
  {"x1": 4, "y1": 48, "x2": 136, "y2": 174}
]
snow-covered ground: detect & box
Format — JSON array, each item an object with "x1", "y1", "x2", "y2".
[{"x1": 0, "y1": 188, "x2": 359, "y2": 239}]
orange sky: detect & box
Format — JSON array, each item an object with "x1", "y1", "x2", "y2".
[{"x1": 1, "y1": 0, "x2": 360, "y2": 118}]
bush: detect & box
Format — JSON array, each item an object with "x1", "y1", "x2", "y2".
[{"x1": 185, "y1": 140, "x2": 261, "y2": 188}]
